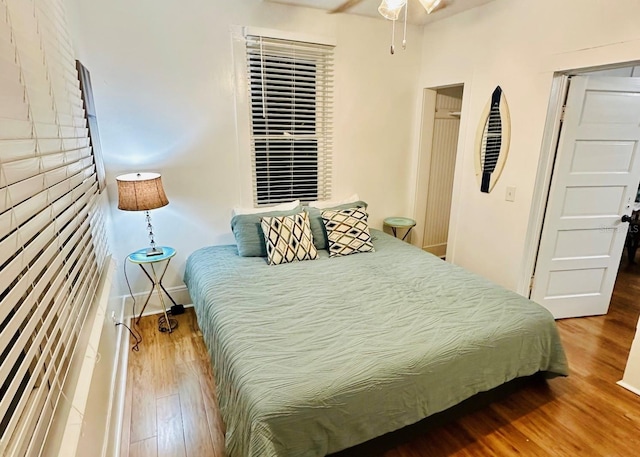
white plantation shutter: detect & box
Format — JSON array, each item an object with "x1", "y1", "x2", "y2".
[
  {"x1": 0, "y1": 0, "x2": 109, "y2": 456},
  {"x1": 245, "y1": 34, "x2": 333, "y2": 205}
]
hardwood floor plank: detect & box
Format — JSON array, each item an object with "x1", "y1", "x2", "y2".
[
  {"x1": 182, "y1": 307, "x2": 201, "y2": 335},
  {"x1": 501, "y1": 382, "x2": 618, "y2": 456},
  {"x1": 543, "y1": 380, "x2": 640, "y2": 453},
  {"x1": 173, "y1": 336, "x2": 199, "y2": 364},
  {"x1": 491, "y1": 396, "x2": 594, "y2": 456},
  {"x1": 196, "y1": 345, "x2": 226, "y2": 455},
  {"x1": 157, "y1": 395, "x2": 186, "y2": 457},
  {"x1": 153, "y1": 332, "x2": 179, "y2": 399},
  {"x1": 457, "y1": 407, "x2": 549, "y2": 456},
  {"x1": 176, "y1": 360, "x2": 216, "y2": 457},
  {"x1": 129, "y1": 318, "x2": 158, "y2": 443},
  {"x1": 120, "y1": 351, "x2": 134, "y2": 457},
  {"x1": 129, "y1": 437, "x2": 157, "y2": 457}
]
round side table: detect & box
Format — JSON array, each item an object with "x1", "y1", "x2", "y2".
[
  {"x1": 128, "y1": 246, "x2": 178, "y2": 333},
  {"x1": 384, "y1": 217, "x2": 417, "y2": 241}
]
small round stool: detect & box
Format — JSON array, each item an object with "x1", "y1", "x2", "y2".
[{"x1": 383, "y1": 217, "x2": 417, "y2": 241}]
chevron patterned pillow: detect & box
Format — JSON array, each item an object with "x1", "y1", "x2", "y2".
[
  {"x1": 260, "y1": 211, "x2": 318, "y2": 265},
  {"x1": 321, "y1": 207, "x2": 375, "y2": 258}
]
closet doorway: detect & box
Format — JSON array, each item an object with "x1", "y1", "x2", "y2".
[{"x1": 413, "y1": 85, "x2": 464, "y2": 258}]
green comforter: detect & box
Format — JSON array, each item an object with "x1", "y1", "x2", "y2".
[{"x1": 184, "y1": 230, "x2": 568, "y2": 457}]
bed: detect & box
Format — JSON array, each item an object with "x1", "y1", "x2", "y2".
[{"x1": 184, "y1": 229, "x2": 568, "y2": 457}]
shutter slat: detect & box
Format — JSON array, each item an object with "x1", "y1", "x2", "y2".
[
  {"x1": 247, "y1": 47, "x2": 334, "y2": 59},
  {"x1": 1, "y1": 226, "x2": 96, "y2": 451},
  {"x1": 0, "y1": 208, "x2": 93, "y2": 384},
  {"x1": 0, "y1": 162, "x2": 95, "y2": 241},
  {"x1": 249, "y1": 71, "x2": 332, "y2": 84},
  {"x1": 250, "y1": 81, "x2": 334, "y2": 90},
  {"x1": 26, "y1": 260, "x2": 98, "y2": 456},
  {"x1": 0, "y1": 203, "x2": 95, "y2": 384},
  {"x1": 0, "y1": 117, "x2": 32, "y2": 139},
  {"x1": 0, "y1": 188, "x2": 94, "y2": 330}
]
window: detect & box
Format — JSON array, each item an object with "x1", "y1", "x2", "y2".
[
  {"x1": 0, "y1": 0, "x2": 108, "y2": 454},
  {"x1": 245, "y1": 34, "x2": 334, "y2": 205}
]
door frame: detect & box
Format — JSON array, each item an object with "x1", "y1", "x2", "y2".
[
  {"x1": 520, "y1": 62, "x2": 640, "y2": 298},
  {"x1": 412, "y1": 88, "x2": 438, "y2": 250},
  {"x1": 518, "y1": 74, "x2": 569, "y2": 296},
  {"x1": 412, "y1": 83, "x2": 465, "y2": 255}
]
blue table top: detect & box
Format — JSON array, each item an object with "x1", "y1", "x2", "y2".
[{"x1": 127, "y1": 246, "x2": 176, "y2": 264}]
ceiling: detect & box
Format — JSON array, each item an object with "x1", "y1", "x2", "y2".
[{"x1": 264, "y1": 0, "x2": 495, "y2": 24}]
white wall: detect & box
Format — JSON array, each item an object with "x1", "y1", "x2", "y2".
[
  {"x1": 65, "y1": 0, "x2": 423, "y2": 297},
  {"x1": 415, "y1": 0, "x2": 640, "y2": 291},
  {"x1": 620, "y1": 315, "x2": 640, "y2": 396}
]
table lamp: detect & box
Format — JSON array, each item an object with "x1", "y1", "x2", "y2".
[{"x1": 116, "y1": 172, "x2": 169, "y2": 256}]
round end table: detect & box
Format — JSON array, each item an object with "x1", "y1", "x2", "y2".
[
  {"x1": 384, "y1": 217, "x2": 417, "y2": 241},
  {"x1": 127, "y1": 246, "x2": 178, "y2": 333}
]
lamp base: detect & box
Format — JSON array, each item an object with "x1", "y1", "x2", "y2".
[{"x1": 145, "y1": 247, "x2": 164, "y2": 257}]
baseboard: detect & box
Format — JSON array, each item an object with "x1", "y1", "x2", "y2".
[
  {"x1": 102, "y1": 299, "x2": 130, "y2": 457},
  {"x1": 120, "y1": 285, "x2": 192, "y2": 320},
  {"x1": 422, "y1": 243, "x2": 447, "y2": 258},
  {"x1": 135, "y1": 303, "x2": 195, "y2": 320},
  {"x1": 617, "y1": 380, "x2": 640, "y2": 397}
]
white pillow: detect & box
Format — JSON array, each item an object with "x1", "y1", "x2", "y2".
[
  {"x1": 308, "y1": 194, "x2": 360, "y2": 209},
  {"x1": 232, "y1": 200, "x2": 300, "y2": 216}
]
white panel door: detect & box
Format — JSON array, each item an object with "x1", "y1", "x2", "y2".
[{"x1": 532, "y1": 76, "x2": 640, "y2": 319}]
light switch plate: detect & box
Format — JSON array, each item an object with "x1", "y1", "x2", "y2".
[{"x1": 506, "y1": 186, "x2": 516, "y2": 202}]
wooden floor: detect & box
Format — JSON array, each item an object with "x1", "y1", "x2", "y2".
[
  {"x1": 120, "y1": 310, "x2": 225, "y2": 457},
  {"x1": 121, "y1": 262, "x2": 640, "y2": 457}
]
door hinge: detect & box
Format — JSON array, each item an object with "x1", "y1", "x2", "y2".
[
  {"x1": 560, "y1": 105, "x2": 566, "y2": 122},
  {"x1": 529, "y1": 275, "x2": 535, "y2": 294}
]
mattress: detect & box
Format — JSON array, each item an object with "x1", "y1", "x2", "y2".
[{"x1": 184, "y1": 229, "x2": 568, "y2": 457}]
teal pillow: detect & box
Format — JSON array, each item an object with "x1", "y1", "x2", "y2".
[
  {"x1": 231, "y1": 206, "x2": 303, "y2": 257},
  {"x1": 304, "y1": 201, "x2": 368, "y2": 250}
]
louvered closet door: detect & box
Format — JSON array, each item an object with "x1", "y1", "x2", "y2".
[{"x1": 0, "y1": 0, "x2": 109, "y2": 455}]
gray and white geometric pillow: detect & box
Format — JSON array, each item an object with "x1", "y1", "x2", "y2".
[
  {"x1": 260, "y1": 211, "x2": 318, "y2": 265},
  {"x1": 321, "y1": 207, "x2": 375, "y2": 258}
]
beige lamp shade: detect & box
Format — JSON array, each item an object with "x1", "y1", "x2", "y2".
[{"x1": 116, "y1": 172, "x2": 169, "y2": 211}]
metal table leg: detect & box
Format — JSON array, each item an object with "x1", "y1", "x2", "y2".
[
  {"x1": 135, "y1": 257, "x2": 177, "y2": 332},
  {"x1": 401, "y1": 226, "x2": 414, "y2": 241}
]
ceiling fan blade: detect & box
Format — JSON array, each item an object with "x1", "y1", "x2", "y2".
[
  {"x1": 418, "y1": 0, "x2": 445, "y2": 14},
  {"x1": 329, "y1": 0, "x2": 365, "y2": 14}
]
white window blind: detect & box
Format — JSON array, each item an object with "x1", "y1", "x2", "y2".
[
  {"x1": 0, "y1": 0, "x2": 109, "y2": 455},
  {"x1": 246, "y1": 34, "x2": 333, "y2": 205}
]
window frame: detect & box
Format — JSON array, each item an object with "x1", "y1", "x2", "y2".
[{"x1": 232, "y1": 26, "x2": 335, "y2": 208}]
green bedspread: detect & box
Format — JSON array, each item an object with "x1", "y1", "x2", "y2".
[{"x1": 184, "y1": 230, "x2": 568, "y2": 457}]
